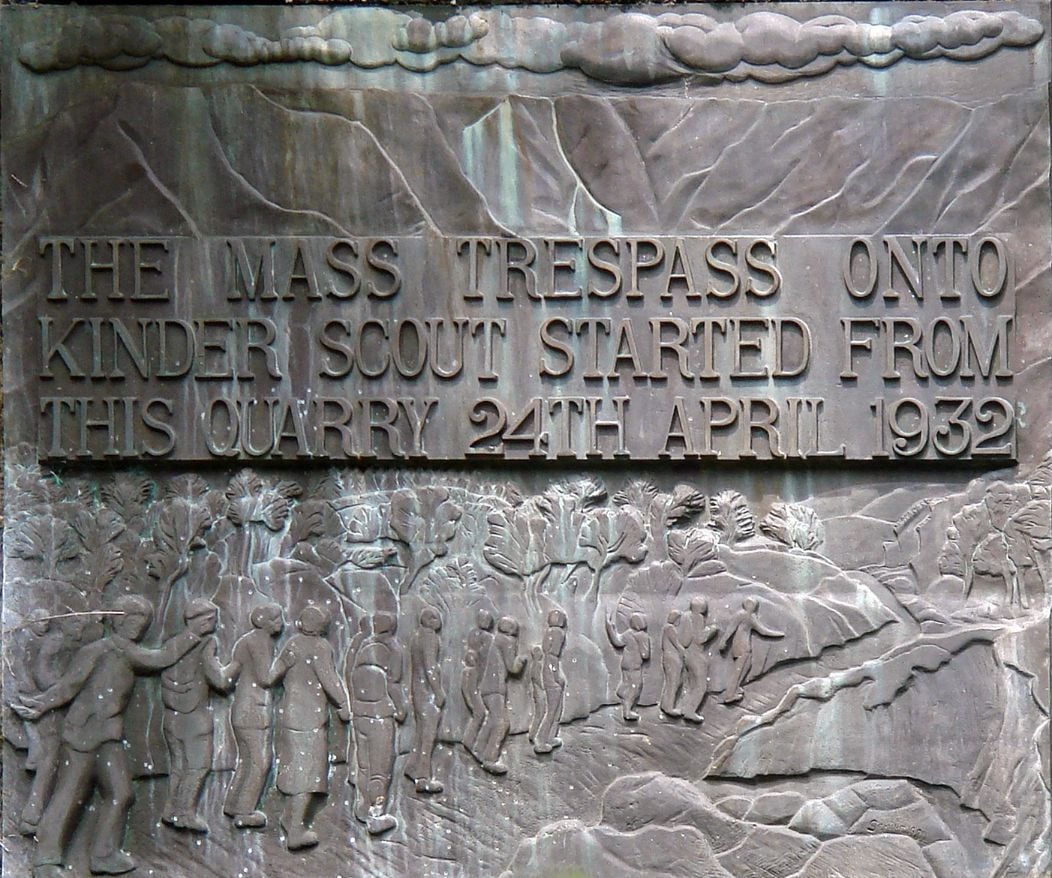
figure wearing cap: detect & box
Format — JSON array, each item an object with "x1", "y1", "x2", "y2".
[
  {"x1": 159, "y1": 598, "x2": 230, "y2": 834},
  {"x1": 11, "y1": 595, "x2": 205, "y2": 877}
]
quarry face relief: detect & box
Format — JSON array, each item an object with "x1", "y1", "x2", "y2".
[{"x1": 2, "y1": 4, "x2": 1050, "y2": 877}]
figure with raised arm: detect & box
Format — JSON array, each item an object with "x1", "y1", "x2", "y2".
[
  {"x1": 222, "y1": 602, "x2": 284, "y2": 829},
  {"x1": 606, "y1": 611, "x2": 650, "y2": 721},
  {"x1": 272, "y1": 606, "x2": 350, "y2": 850},
  {"x1": 717, "y1": 597, "x2": 784, "y2": 704},
  {"x1": 11, "y1": 595, "x2": 204, "y2": 878}
]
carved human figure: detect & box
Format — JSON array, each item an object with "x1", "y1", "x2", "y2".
[
  {"x1": 461, "y1": 609, "x2": 495, "y2": 759},
  {"x1": 344, "y1": 614, "x2": 373, "y2": 774},
  {"x1": 161, "y1": 598, "x2": 229, "y2": 833},
  {"x1": 348, "y1": 611, "x2": 406, "y2": 835},
  {"x1": 14, "y1": 609, "x2": 69, "y2": 837},
  {"x1": 658, "y1": 609, "x2": 686, "y2": 717},
  {"x1": 272, "y1": 606, "x2": 350, "y2": 850},
  {"x1": 404, "y1": 607, "x2": 446, "y2": 794},
  {"x1": 716, "y1": 597, "x2": 784, "y2": 704},
  {"x1": 533, "y1": 609, "x2": 567, "y2": 754},
  {"x1": 10, "y1": 595, "x2": 204, "y2": 878},
  {"x1": 1003, "y1": 491, "x2": 1052, "y2": 606},
  {"x1": 348, "y1": 614, "x2": 372, "y2": 668},
  {"x1": 461, "y1": 647, "x2": 485, "y2": 758},
  {"x1": 971, "y1": 531, "x2": 1020, "y2": 606},
  {"x1": 606, "y1": 612, "x2": 650, "y2": 721},
  {"x1": 527, "y1": 646, "x2": 545, "y2": 745},
  {"x1": 476, "y1": 616, "x2": 526, "y2": 774},
  {"x1": 677, "y1": 597, "x2": 719, "y2": 722},
  {"x1": 964, "y1": 482, "x2": 1024, "y2": 606},
  {"x1": 222, "y1": 602, "x2": 284, "y2": 829},
  {"x1": 984, "y1": 481, "x2": 1018, "y2": 530}
]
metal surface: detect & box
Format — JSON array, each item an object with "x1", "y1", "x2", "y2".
[{"x1": 2, "y1": 4, "x2": 1050, "y2": 877}]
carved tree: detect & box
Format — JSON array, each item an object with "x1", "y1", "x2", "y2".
[
  {"x1": 8, "y1": 515, "x2": 81, "y2": 582},
  {"x1": 96, "y1": 474, "x2": 155, "y2": 593},
  {"x1": 668, "y1": 526, "x2": 722, "y2": 579},
  {"x1": 5, "y1": 459, "x2": 61, "y2": 516},
  {"x1": 419, "y1": 558, "x2": 488, "y2": 620},
  {"x1": 760, "y1": 502, "x2": 825, "y2": 551},
  {"x1": 145, "y1": 498, "x2": 213, "y2": 626},
  {"x1": 101, "y1": 474, "x2": 154, "y2": 533},
  {"x1": 314, "y1": 469, "x2": 347, "y2": 500},
  {"x1": 71, "y1": 508, "x2": 125, "y2": 604},
  {"x1": 281, "y1": 499, "x2": 343, "y2": 555},
  {"x1": 538, "y1": 478, "x2": 609, "y2": 583},
  {"x1": 613, "y1": 480, "x2": 706, "y2": 562},
  {"x1": 225, "y1": 469, "x2": 301, "y2": 576},
  {"x1": 1025, "y1": 451, "x2": 1052, "y2": 495},
  {"x1": 484, "y1": 478, "x2": 649, "y2": 608},
  {"x1": 291, "y1": 538, "x2": 355, "y2": 579},
  {"x1": 484, "y1": 498, "x2": 556, "y2": 610},
  {"x1": 707, "y1": 490, "x2": 755, "y2": 545},
  {"x1": 390, "y1": 487, "x2": 463, "y2": 593},
  {"x1": 577, "y1": 505, "x2": 647, "y2": 602}
]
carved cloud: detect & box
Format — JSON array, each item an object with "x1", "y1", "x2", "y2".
[
  {"x1": 559, "y1": 10, "x2": 1046, "y2": 83},
  {"x1": 18, "y1": 8, "x2": 1044, "y2": 85}
]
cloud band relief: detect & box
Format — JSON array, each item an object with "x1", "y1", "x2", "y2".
[{"x1": 18, "y1": 7, "x2": 1045, "y2": 85}]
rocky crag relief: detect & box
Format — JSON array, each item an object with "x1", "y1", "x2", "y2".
[{"x1": 3, "y1": 449, "x2": 1049, "y2": 876}]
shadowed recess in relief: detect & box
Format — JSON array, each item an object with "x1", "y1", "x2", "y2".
[{"x1": 18, "y1": 8, "x2": 1045, "y2": 85}]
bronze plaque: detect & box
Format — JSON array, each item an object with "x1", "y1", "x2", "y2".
[{"x1": 2, "y1": 4, "x2": 1049, "y2": 877}]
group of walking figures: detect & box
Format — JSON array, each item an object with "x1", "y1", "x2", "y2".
[
  {"x1": 8, "y1": 588, "x2": 780, "y2": 877},
  {"x1": 7, "y1": 594, "x2": 568, "y2": 877},
  {"x1": 606, "y1": 595, "x2": 784, "y2": 723}
]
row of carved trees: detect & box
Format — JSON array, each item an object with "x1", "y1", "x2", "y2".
[
  {"x1": 6, "y1": 450, "x2": 831, "y2": 631},
  {"x1": 10, "y1": 445, "x2": 1050, "y2": 634}
]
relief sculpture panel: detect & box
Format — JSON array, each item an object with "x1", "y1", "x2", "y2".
[{"x1": 2, "y1": 4, "x2": 1050, "y2": 878}]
